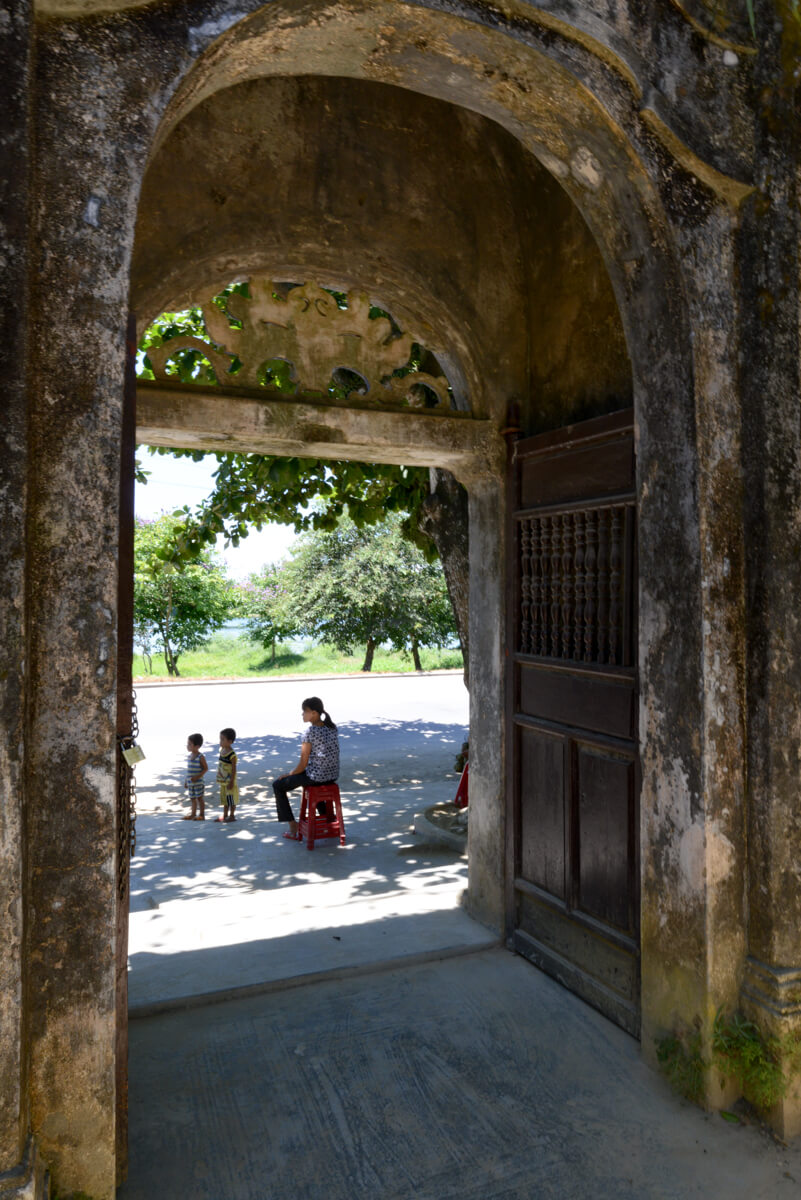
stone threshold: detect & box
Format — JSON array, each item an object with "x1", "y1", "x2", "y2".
[
  {"x1": 414, "y1": 807, "x2": 468, "y2": 854},
  {"x1": 128, "y1": 937, "x2": 498, "y2": 1021}
]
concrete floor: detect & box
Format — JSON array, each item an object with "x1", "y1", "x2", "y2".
[
  {"x1": 120, "y1": 948, "x2": 801, "y2": 1200},
  {"x1": 120, "y1": 674, "x2": 801, "y2": 1199}
]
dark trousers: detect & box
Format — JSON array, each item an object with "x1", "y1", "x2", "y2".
[{"x1": 273, "y1": 771, "x2": 336, "y2": 822}]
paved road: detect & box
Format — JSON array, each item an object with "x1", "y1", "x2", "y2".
[
  {"x1": 133, "y1": 670, "x2": 469, "y2": 812},
  {"x1": 128, "y1": 672, "x2": 476, "y2": 1009}
]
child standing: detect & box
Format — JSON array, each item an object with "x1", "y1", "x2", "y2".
[
  {"x1": 216, "y1": 728, "x2": 239, "y2": 823},
  {"x1": 183, "y1": 733, "x2": 208, "y2": 821}
]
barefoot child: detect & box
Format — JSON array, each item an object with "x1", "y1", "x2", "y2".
[
  {"x1": 183, "y1": 733, "x2": 208, "y2": 821},
  {"x1": 216, "y1": 728, "x2": 239, "y2": 823}
]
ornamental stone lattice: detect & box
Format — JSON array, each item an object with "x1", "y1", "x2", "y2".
[{"x1": 145, "y1": 278, "x2": 454, "y2": 411}]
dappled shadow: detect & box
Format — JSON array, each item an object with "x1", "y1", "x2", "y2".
[
  {"x1": 130, "y1": 719, "x2": 468, "y2": 912},
  {"x1": 135, "y1": 719, "x2": 466, "y2": 808},
  {"x1": 247, "y1": 649, "x2": 305, "y2": 672},
  {"x1": 129, "y1": 707, "x2": 470, "y2": 1006},
  {"x1": 130, "y1": 796, "x2": 464, "y2": 912}
]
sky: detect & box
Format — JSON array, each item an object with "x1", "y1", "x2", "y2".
[{"x1": 134, "y1": 448, "x2": 298, "y2": 580}]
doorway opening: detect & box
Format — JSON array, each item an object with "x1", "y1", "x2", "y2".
[
  {"x1": 120, "y1": 57, "x2": 640, "y2": 1182},
  {"x1": 123, "y1": 280, "x2": 482, "y2": 1014}
]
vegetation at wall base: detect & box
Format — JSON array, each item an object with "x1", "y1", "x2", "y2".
[
  {"x1": 133, "y1": 636, "x2": 463, "y2": 680},
  {"x1": 657, "y1": 1008, "x2": 801, "y2": 1113},
  {"x1": 655, "y1": 1027, "x2": 706, "y2": 1104},
  {"x1": 711, "y1": 1008, "x2": 801, "y2": 1111}
]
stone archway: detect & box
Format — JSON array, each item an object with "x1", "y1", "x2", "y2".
[
  {"x1": 8, "y1": 2, "x2": 788, "y2": 1195},
  {"x1": 129, "y1": 61, "x2": 641, "y2": 941}
]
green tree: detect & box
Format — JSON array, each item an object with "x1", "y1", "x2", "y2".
[
  {"x1": 137, "y1": 299, "x2": 470, "y2": 682},
  {"x1": 280, "y1": 514, "x2": 457, "y2": 671},
  {"x1": 134, "y1": 515, "x2": 234, "y2": 676},
  {"x1": 239, "y1": 564, "x2": 298, "y2": 662}
]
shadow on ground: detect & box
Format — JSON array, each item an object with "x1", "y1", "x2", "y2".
[
  {"x1": 136, "y1": 720, "x2": 467, "y2": 805},
  {"x1": 119, "y1": 948, "x2": 801, "y2": 1200}
]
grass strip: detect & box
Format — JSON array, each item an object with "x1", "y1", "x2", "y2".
[{"x1": 134, "y1": 636, "x2": 463, "y2": 680}]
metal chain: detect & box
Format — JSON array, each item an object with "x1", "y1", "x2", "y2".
[
  {"x1": 129, "y1": 689, "x2": 139, "y2": 860},
  {"x1": 117, "y1": 745, "x2": 131, "y2": 902},
  {"x1": 116, "y1": 689, "x2": 140, "y2": 902}
]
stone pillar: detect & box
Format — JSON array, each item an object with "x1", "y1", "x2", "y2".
[
  {"x1": 21, "y1": 20, "x2": 157, "y2": 1198},
  {"x1": 637, "y1": 201, "x2": 748, "y2": 1104},
  {"x1": 0, "y1": 1, "x2": 35, "y2": 1192},
  {"x1": 738, "y1": 27, "x2": 801, "y2": 1138},
  {"x1": 464, "y1": 465, "x2": 507, "y2": 931}
]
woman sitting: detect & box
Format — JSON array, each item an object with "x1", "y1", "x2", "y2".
[{"x1": 272, "y1": 696, "x2": 339, "y2": 840}]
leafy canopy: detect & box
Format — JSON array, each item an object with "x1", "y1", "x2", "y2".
[
  {"x1": 239, "y1": 563, "x2": 298, "y2": 659},
  {"x1": 136, "y1": 292, "x2": 440, "y2": 564},
  {"x1": 134, "y1": 514, "x2": 235, "y2": 676},
  {"x1": 276, "y1": 513, "x2": 456, "y2": 668}
]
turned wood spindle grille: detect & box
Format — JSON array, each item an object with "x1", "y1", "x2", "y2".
[{"x1": 516, "y1": 502, "x2": 634, "y2": 667}]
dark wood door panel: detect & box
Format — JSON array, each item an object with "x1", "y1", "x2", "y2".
[
  {"x1": 507, "y1": 408, "x2": 640, "y2": 1039},
  {"x1": 517, "y1": 410, "x2": 635, "y2": 510},
  {"x1": 573, "y1": 744, "x2": 637, "y2": 936},
  {"x1": 513, "y1": 924, "x2": 640, "y2": 1037},
  {"x1": 516, "y1": 889, "x2": 639, "y2": 1002},
  {"x1": 520, "y1": 438, "x2": 634, "y2": 509},
  {"x1": 518, "y1": 662, "x2": 635, "y2": 740},
  {"x1": 518, "y1": 724, "x2": 566, "y2": 899}
]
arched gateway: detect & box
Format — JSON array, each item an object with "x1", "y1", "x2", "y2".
[{"x1": 2, "y1": 1, "x2": 799, "y2": 1196}]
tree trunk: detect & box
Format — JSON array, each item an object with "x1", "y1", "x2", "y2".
[
  {"x1": 416, "y1": 468, "x2": 469, "y2": 687},
  {"x1": 163, "y1": 643, "x2": 180, "y2": 676},
  {"x1": 411, "y1": 638, "x2": 422, "y2": 671},
  {"x1": 271, "y1": 640, "x2": 276, "y2": 663},
  {"x1": 161, "y1": 580, "x2": 180, "y2": 675},
  {"x1": 362, "y1": 636, "x2": 376, "y2": 672}
]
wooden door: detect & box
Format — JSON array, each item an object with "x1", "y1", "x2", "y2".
[{"x1": 506, "y1": 410, "x2": 640, "y2": 1037}]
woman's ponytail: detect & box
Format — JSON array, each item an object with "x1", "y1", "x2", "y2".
[{"x1": 303, "y1": 696, "x2": 337, "y2": 730}]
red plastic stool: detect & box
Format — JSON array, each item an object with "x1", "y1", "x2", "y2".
[
  {"x1": 298, "y1": 784, "x2": 346, "y2": 850},
  {"x1": 453, "y1": 762, "x2": 469, "y2": 809}
]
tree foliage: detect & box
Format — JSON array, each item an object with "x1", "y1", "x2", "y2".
[
  {"x1": 278, "y1": 514, "x2": 457, "y2": 671},
  {"x1": 239, "y1": 564, "x2": 298, "y2": 662},
  {"x1": 134, "y1": 515, "x2": 234, "y2": 676},
  {"x1": 136, "y1": 298, "x2": 470, "y2": 680},
  {"x1": 137, "y1": 298, "x2": 447, "y2": 558}
]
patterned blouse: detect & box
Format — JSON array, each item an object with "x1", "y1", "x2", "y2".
[{"x1": 303, "y1": 724, "x2": 340, "y2": 782}]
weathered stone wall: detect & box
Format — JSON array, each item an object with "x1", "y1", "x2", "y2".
[
  {"x1": 738, "y1": 17, "x2": 801, "y2": 1136},
  {"x1": 131, "y1": 74, "x2": 631, "y2": 422},
  {"x1": 0, "y1": 0, "x2": 796, "y2": 1193},
  {"x1": 21, "y1": 16, "x2": 164, "y2": 1197},
  {"x1": 0, "y1": 0, "x2": 33, "y2": 1184}
]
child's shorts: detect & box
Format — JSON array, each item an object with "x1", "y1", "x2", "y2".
[{"x1": 187, "y1": 780, "x2": 205, "y2": 800}]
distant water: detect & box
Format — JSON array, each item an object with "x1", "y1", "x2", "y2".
[
  {"x1": 216, "y1": 619, "x2": 248, "y2": 640},
  {"x1": 134, "y1": 620, "x2": 309, "y2": 655}
]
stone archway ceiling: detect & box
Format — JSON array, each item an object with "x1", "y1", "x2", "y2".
[
  {"x1": 144, "y1": 279, "x2": 456, "y2": 412},
  {"x1": 32, "y1": 0, "x2": 754, "y2": 52},
  {"x1": 668, "y1": 0, "x2": 754, "y2": 51}
]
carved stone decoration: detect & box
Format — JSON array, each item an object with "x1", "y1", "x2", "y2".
[{"x1": 144, "y1": 278, "x2": 455, "y2": 411}]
